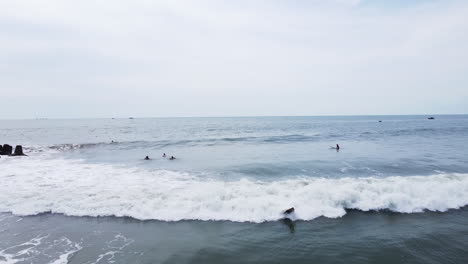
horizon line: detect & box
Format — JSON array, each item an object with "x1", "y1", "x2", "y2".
[{"x1": 1, "y1": 113, "x2": 467, "y2": 121}]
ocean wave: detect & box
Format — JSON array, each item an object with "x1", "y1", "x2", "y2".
[
  {"x1": 39, "y1": 126, "x2": 467, "y2": 152},
  {"x1": 48, "y1": 142, "x2": 108, "y2": 151},
  {"x1": 387, "y1": 127, "x2": 467, "y2": 137},
  {"x1": 1, "y1": 157, "x2": 467, "y2": 223},
  {"x1": 45, "y1": 135, "x2": 321, "y2": 152}
]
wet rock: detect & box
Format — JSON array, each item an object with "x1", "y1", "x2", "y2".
[
  {"x1": 1, "y1": 144, "x2": 13, "y2": 155},
  {"x1": 13, "y1": 145, "x2": 26, "y2": 156}
]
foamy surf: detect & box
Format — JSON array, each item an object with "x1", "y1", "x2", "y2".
[
  {"x1": 1, "y1": 156, "x2": 467, "y2": 223},
  {"x1": 0, "y1": 234, "x2": 81, "y2": 264}
]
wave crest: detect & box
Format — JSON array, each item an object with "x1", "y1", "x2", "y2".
[{"x1": 1, "y1": 157, "x2": 467, "y2": 222}]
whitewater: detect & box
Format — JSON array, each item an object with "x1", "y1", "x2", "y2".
[
  {"x1": 1, "y1": 154, "x2": 467, "y2": 223},
  {"x1": 2, "y1": 116, "x2": 468, "y2": 263}
]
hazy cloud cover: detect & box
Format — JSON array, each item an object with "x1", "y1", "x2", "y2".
[{"x1": 1, "y1": 0, "x2": 467, "y2": 118}]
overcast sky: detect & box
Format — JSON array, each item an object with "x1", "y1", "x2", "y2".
[{"x1": 1, "y1": 0, "x2": 467, "y2": 119}]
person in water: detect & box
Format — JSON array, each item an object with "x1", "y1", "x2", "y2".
[
  {"x1": 144, "y1": 156, "x2": 150, "y2": 160},
  {"x1": 162, "y1": 153, "x2": 166, "y2": 158},
  {"x1": 336, "y1": 144, "x2": 340, "y2": 150},
  {"x1": 169, "y1": 156, "x2": 176, "y2": 160}
]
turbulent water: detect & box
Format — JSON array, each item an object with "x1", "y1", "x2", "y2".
[{"x1": 1, "y1": 115, "x2": 468, "y2": 263}]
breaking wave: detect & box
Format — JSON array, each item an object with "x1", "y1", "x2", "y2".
[
  {"x1": 45, "y1": 135, "x2": 322, "y2": 152},
  {"x1": 1, "y1": 156, "x2": 467, "y2": 223}
]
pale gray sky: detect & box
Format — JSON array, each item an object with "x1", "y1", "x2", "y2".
[{"x1": 1, "y1": 0, "x2": 467, "y2": 118}]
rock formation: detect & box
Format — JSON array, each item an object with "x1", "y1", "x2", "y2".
[
  {"x1": 1, "y1": 144, "x2": 13, "y2": 155},
  {"x1": 13, "y1": 145, "x2": 26, "y2": 156}
]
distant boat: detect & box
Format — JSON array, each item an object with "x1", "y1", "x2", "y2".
[{"x1": 428, "y1": 117, "x2": 435, "y2": 120}]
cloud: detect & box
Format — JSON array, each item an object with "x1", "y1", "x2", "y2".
[{"x1": 0, "y1": 0, "x2": 467, "y2": 118}]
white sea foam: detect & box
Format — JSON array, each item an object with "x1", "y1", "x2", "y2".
[
  {"x1": 87, "y1": 234, "x2": 134, "y2": 264},
  {"x1": 1, "y1": 156, "x2": 467, "y2": 223},
  {"x1": 0, "y1": 235, "x2": 48, "y2": 264},
  {"x1": 49, "y1": 238, "x2": 82, "y2": 264},
  {"x1": 0, "y1": 230, "x2": 81, "y2": 264}
]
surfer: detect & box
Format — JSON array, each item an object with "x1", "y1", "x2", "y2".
[
  {"x1": 283, "y1": 207, "x2": 295, "y2": 215},
  {"x1": 144, "y1": 156, "x2": 150, "y2": 160},
  {"x1": 330, "y1": 144, "x2": 340, "y2": 150},
  {"x1": 162, "y1": 153, "x2": 166, "y2": 158},
  {"x1": 169, "y1": 156, "x2": 176, "y2": 160}
]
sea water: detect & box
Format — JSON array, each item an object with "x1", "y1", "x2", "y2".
[{"x1": 1, "y1": 115, "x2": 467, "y2": 263}]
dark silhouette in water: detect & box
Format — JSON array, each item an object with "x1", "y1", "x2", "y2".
[
  {"x1": 162, "y1": 153, "x2": 166, "y2": 158},
  {"x1": 1, "y1": 144, "x2": 13, "y2": 155},
  {"x1": 281, "y1": 218, "x2": 296, "y2": 233},
  {"x1": 428, "y1": 117, "x2": 435, "y2": 120},
  {"x1": 169, "y1": 156, "x2": 176, "y2": 160},
  {"x1": 330, "y1": 144, "x2": 340, "y2": 151},
  {"x1": 283, "y1": 207, "x2": 295, "y2": 215},
  {"x1": 144, "y1": 156, "x2": 150, "y2": 160}
]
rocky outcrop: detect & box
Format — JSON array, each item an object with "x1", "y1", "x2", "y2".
[
  {"x1": 1, "y1": 144, "x2": 13, "y2": 155},
  {"x1": 1, "y1": 144, "x2": 27, "y2": 156},
  {"x1": 13, "y1": 145, "x2": 26, "y2": 156}
]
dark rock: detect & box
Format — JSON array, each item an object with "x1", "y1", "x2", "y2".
[
  {"x1": 283, "y1": 207, "x2": 295, "y2": 215},
  {"x1": 0, "y1": 144, "x2": 3, "y2": 153},
  {"x1": 1, "y1": 144, "x2": 13, "y2": 155},
  {"x1": 13, "y1": 145, "x2": 26, "y2": 156}
]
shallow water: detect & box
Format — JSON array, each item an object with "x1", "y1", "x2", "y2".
[
  {"x1": 1, "y1": 115, "x2": 468, "y2": 263},
  {"x1": 1, "y1": 209, "x2": 467, "y2": 264}
]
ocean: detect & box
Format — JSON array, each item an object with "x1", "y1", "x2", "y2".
[{"x1": 1, "y1": 115, "x2": 467, "y2": 263}]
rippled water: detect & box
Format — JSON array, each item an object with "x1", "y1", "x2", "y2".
[{"x1": 1, "y1": 115, "x2": 467, "y2": 263}]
